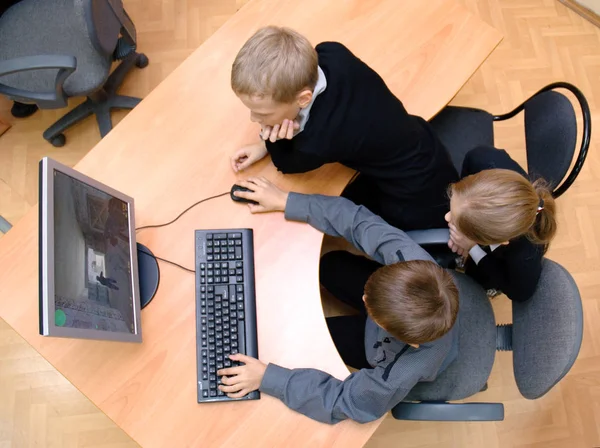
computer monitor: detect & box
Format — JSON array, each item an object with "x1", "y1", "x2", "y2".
[{"x1": 39, "y1": 157, "x2": 143, "y2": 342}]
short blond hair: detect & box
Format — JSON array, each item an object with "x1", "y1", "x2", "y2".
[{"x1": 231, "y1": 26, "x2": 318, "y2": 103}]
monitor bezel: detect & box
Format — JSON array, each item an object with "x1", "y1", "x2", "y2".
[{"x1": 39, "y1": 157, "x2": 142, "y2": 342}]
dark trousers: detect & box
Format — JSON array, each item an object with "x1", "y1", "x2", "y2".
[
  {"x1": 322, "y1": 251, "x2": 383, "y2": 370},
  {"x1": 341, "y1": 174, "x2": 450, "y2": 231}
]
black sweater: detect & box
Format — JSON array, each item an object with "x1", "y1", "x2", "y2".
[
  {"x1": 462, "y1": 147, "x2": 545, "y2": 302},
  {"x1": 266, "y1": 42, "x2": 457, "y2": 207}
]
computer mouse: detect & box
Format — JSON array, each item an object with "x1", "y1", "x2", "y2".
[{"x1": 231, "y1": 184, "x2": 258, "y2": 205}]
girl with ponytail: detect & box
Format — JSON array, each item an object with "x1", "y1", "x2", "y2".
[{"x1": 445, "y1": 146, "x2": 557, "y2": 302}]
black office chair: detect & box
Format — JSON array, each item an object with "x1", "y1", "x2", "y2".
[
  {"x1": 392, "y1": 260, "x2": 583, "y2": 421},
  {"x1": 407, "y1": 82, "x2": 591, "y2": 254},
  {"x1": 0, "y1": 0, "x2": 148, "y2": 147}
]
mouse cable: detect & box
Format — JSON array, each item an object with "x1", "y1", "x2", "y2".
[
  {"x1": 135, "y1": 191, "x2": 230, "y2": 232},
  {"x1": 138, "y1": 247, "x2": 195, "y2": 274}
]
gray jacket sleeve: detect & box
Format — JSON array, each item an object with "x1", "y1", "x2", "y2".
[
  {"x1": 259, "y1": 342, "x2": 449, "y2": 424},
  {"x1": 284, "y1": 193, "x2": 433, "y2": 264}
]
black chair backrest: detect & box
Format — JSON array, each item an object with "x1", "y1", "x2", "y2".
[
  {"x1": 494, "y1": 82, "x2": 591, "y2": 198},
  {"x1": 524, "y1": 91, "x2": 577, "y2": 189}
]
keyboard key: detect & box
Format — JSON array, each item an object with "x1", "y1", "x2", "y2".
[
  {"x1": 214, "y1": 240, "x2": 220, "y2": 247},
  {"x1": 239, "y1": 311, "x2": 245, "y2": 320},
  {"x1": 208, "y1": 286, "x2": 214, "y2": 292},
  {"x1": 203, "y1": 390, "x2": 209, "y2": 398},
  {"x1": 207, "y1": 234, "x2": 213, "y2": 240},
  {"x1": 207, "y1": 255, "x2": 213, "y2": 261},
  {"x1": 221, "y1": 262, "x2": 228, "y2": 269},
  {"x1": 236, "y1": 294, "x2": 244, "y2": 302},
  {"x1": 236, "y1": 285, "x2": 244, "y2": 293},
  {"x1": 236, "y1": 276, "x2": 243, "y2": 283},
  {"x1": 215, "y1": 233, "x2": 227, "y2": 240},
  {"x1": 235, "y1": 261, "x2": 243, "y2": 269},
  {"x1": 235, "y1": 240, "x2": 242, "y2": 246}
]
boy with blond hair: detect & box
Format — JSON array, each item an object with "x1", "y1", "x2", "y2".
[{"x1": 230, "y1": 26, "x2": 458, "y2": 230}]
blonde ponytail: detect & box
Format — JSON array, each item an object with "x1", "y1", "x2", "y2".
[{"x1": 450, "y1": 169, "x2": 557, "y2": 248}]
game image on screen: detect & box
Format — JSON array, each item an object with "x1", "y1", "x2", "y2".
[{"x1": 52, "y1": 170, "x2": 135, "y2": 334}]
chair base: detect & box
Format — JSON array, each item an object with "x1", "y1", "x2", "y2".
[{"x1": 42, "y1": 52, "x2": 147, "y2": 146}]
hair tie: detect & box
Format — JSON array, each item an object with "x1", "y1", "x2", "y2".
[{"x1": 536, "y1": 198, "x2": 545, "y2": 215}]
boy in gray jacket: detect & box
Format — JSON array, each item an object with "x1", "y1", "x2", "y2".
[{"x1": 217, "y1": 177, "x2": 460, "y2": 424}]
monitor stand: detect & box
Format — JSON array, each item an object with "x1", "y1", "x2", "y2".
[{"x1": 137, "y1": 243, "x2": 160, "y2": 309}]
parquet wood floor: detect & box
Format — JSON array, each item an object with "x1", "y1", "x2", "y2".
[{"x1": 1, "y1": 0, "x2": 599, "y2": 446}]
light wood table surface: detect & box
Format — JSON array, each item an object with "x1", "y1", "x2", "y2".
[{"x1": 0, "y1": 0, "x2": 501, "y2": 446}]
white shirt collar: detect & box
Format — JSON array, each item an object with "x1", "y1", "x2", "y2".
[{"x1": 295, "y1": 66, "x2": 327, "y2": 135}]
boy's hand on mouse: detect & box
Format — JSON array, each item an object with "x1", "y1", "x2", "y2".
[
  {"x1": 260, "y1": 119, "x2": 300, "y2": 143},
  {"x1": 235, "y1": 177, "x2": 289, "y2": 213},
  {"x1": 230, "y1": 142, "x2": 268, "y2": 173},
  {"x1": 217, "y1": 354, "x2": 266, "y2": 398}
]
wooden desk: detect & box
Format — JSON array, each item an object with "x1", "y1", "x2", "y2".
[{"x1": 0, "y1": 1, "x2": 500, "y2": 446}]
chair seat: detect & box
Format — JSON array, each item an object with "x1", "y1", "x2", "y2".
[
  {"x1": 512, "y1": 259, "x2": 583, "y2": 399},
  {"x1": 0, "y1": 0, "x2": 111, "y2": 98},
  {"x1": 404, "y1": 272, "x2": 496, "y2": 402},
  {"x1": 430, "y1": 106, "x2": 495, "y2": 173}
]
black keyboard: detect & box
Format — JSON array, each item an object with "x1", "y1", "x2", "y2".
[{"x1": 195, "y1": 229, "x2": 259, "y2": 403}]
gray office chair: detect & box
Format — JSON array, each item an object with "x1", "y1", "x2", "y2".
[
  {"x1": 407, "y1": 82, "x2": 591, "y2": 253},
  {"x1": 392, "y1": 259, "x2": 583, "y2": 421},
  {"x1": 0, "y1": 0, "x2": 148, "y2": 147}
]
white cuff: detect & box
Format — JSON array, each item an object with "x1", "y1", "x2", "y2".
[{"x1": 469, "y1": 245, "x2": 488, "y2": 265}]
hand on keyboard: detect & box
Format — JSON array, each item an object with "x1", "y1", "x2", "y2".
[{"x1": 217, "y1": 353, "x2": 266, "y2": 399}]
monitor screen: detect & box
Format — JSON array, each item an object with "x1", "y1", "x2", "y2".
[
  {"x1": 53, "y1": 171, "x2": 134, "y2": 333},
  {"x1": 39, "y1": 157, "x2": 142, "y2": 342}
]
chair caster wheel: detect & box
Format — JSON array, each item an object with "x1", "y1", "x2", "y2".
[
  {"x1": 136, "y1": 54, "x2": 149, "y2": 69},
  {"x1": 50, "y1": 134, "x2": 66, "y2": 147}
]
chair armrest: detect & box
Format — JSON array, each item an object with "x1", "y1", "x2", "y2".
[
  {"x1": 0, "y1": 55, "x2": 76, "y2": 109},
  {"x1": 392, "y1": 402, "x2": 504, "y2": 421},
  {"x1": 406, "y1": 228, "x2": 450, "y2": 246}
]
